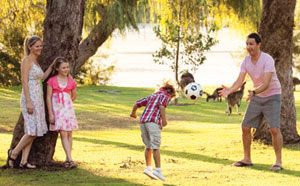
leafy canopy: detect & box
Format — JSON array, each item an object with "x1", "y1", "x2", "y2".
[
  {"x1": 0, "y1": 0, "x2": 45, "y2": 86},
  {"x1": 151, "y1": 0, "x2": 218, "y2": 83}
]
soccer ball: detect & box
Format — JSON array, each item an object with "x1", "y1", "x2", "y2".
[{"x1": 184, "y1": 82, "x2": 203, "y2": 100}]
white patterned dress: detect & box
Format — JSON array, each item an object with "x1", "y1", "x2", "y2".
[
  {"x1": 49, "y1": 79, "x2": 78, "y2": 131},
  {"x1": 21, "y1": 63, "x2": 48, "y2": 136}
]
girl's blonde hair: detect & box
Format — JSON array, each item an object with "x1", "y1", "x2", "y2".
[
  {"x1": 23, "y1": 36, "x2": 41, "y2": 56},
  {"x1": 51, "y1": 57, "x2": 69, "y2": 76}
]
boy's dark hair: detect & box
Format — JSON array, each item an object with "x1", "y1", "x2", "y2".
[
  {"x1": 247, "y1": 33, "x2": 262, "y2": 44},
  {"x1": 160, "y1": 81, "x2": 176, "y2": 99}
]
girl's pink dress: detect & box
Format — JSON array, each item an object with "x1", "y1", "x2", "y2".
[{"x1": 47, "y1": 76, "x2": 78, "y2": 131}]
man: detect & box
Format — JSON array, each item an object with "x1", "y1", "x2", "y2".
[{"x1": 219, "y1": 33, "x2": 283, "y2": 171}]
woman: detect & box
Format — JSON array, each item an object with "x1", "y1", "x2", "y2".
[{"x1": 7, "y1": 36, "x2": 54, "y2": 168}]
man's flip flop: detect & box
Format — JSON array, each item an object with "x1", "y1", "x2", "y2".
[
  {"x1": 232, "y1": 161, "x2": 253, "y2": 167},
  {"x1": 270, "y1": 164, "x2": 283, "y2": 171}
]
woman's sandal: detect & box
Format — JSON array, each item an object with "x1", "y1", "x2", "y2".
[
  {"x1": 19, "y1": 162, "x2": 37, "y2": 169},
  {"x1": 64, "y1": 161, "x2": 70, "y2": 168},
  {"x1": 7, "y1": 149, "x2": 16, "y2": 168},
  {"x1": 68, "y1": 161, "x2": 77, "y2": 168}
]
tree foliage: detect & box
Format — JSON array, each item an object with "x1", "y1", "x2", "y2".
[
  {"x1": 75, "y1": 59, "x2": 115, "y2": 85},
  {"x1": 0, "y1": 0, "x2": 45, "y2": 86},
  {"x1": 83, "y1": 0, "x2": 142, "y2": 35},
  {"x1": 211, "y1": 0, "x2": 262, "y2": 34},
  {"x1": 74, "y1": 42, "x2": 116, "y2": 85},
  {"x1": 151, "y1": 0, "x2": 218, "y2": 84},
  {"x1": 0, "y1": 0, "x2": 141, "y2": 87},
  {"x1": 153, "y1": 22, "x2": 217, "y2": 83},
  {"x1": 292, "y1": 0, "x2": 300, "y2": 73}
]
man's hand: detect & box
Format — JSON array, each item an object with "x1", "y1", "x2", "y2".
[
  {"x1": 245, "y1": 90, "x2": 254, "y2": 102},
  {"x1": 218, "y1": 85, "x2": 231, "y2": 97}
]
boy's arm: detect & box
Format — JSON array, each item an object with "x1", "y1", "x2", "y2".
[
  {"x1": 159, "y1": 105, "x2": 167, "y2": 127},
  {"x1": 130, "y1": 104, "x2": 138, "y2": 118},
  {"x1": 131, "y1": 97, "x2": 148, "y2": 118}
]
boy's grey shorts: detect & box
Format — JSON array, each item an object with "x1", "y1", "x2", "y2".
[
  {"x1": 242, "y1": 94, "x2": 281, "y2": 128},
  {"x1": 140, "y1": 122, "x2": 161, "y2": 149}
]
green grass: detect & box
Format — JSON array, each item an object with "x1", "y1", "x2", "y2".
[{"x1": 0, "y1": 85, "x2": 300, "y2": 186}]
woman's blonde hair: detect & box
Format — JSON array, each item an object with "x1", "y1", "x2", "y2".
[{"x1": 23, "y1": 36, "x2": 41, "y2": 56}]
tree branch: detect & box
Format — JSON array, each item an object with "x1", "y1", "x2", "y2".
[{"x1": 75, "y1": 5, "x2": 115, "y2": 72}]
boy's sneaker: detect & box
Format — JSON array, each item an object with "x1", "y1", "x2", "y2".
[
  {"x1": 153, "y1": 170, "x2": 166, "y2": 181},
  {"x1": 144, "y1": 169, "x2": 158, "y2": 179}
]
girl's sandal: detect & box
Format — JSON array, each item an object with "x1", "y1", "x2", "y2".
[
  {"x1": 7, "y1": 149, "x2": 16, "y2": 168},
  {"x1": 68, "y1": 161, "x2": 77, "y2": 168},
  {"x1": 19, "y1": 162, "x2": 37, "y2": 169}
]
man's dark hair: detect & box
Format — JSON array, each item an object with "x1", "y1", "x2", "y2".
[{"x1": 247, "y1": 33, "x2": 262, "y2": 44}]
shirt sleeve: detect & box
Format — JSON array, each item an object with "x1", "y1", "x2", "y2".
[
  {"x1": 136, "y1": 97, "x2": 148, "y2": 108},
  {"x1": 70, "y1": 78, "x2": 77, "y2": 89},
  {"x1": 47, "y1": 77, "x2": 53, "y2": 87},
  {"x1": 159, "y1": 95, "x2": 169, "y2": 107},
  {"x1": 264, "y1": 56, "x2": 276, "y2": 72},
  {"x1": 240, "y1": 58, "x2": 247, "y2": 73}
]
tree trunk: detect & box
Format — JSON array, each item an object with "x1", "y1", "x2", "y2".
[
  {"x1": 9, "y1": 0, "x2": 86, "y2": 165},
  {"x1": 254, "y1": 0, "x2": 300, "y2": 144},
  {"x1": 173, "y1": 0, "x2": 183, "y2": 106}
]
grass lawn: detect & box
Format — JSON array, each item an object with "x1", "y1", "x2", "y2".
[{"x1": 0, "y1": 85, "x2": 300, "y2": 186}]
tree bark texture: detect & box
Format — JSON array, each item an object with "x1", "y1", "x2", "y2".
[
  {"x1": 255, "y1": 0, "x2": 300, "y2": 144},
  {"x1": 10, "y1": 0, "x2": 86, "y2": 165}
]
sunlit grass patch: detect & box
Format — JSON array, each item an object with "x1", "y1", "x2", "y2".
[{"x1": 0, "y1": 86, "x2": 300, "y2": 186}]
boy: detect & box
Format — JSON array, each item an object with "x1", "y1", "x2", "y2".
[{"x1": 130, "y1": 81, "x2": 176, "y2": 181}]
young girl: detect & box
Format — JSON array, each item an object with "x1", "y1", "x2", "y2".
[{"x1": 46, "y1": 57, "x2": 78, "y2": 168}]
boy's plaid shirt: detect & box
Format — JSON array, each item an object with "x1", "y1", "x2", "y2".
[{"x1": 136, "y1": 89, "x2": 170, "y2": 127}]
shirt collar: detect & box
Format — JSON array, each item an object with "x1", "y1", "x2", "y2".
[{"x1": 158, "y1": 88, "x2": 170, "y2": 96}]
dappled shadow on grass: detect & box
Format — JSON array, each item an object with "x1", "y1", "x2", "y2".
[
  {"x1": 168, "y1": 103, "x2": 196, "y2": 106},
  {"x1": 0, "y1": 159, "x2": 146, "y2": 186},
  {"x1": 166, "y1": 104, "x2": 246, "y2": 124},
  {"x1": 1, "y1": 160, "x2": 68, "y2": 171},
  {"x1": 76, "y1": 111, "x2": 212, "y2": 134},
  {"x1": 162, "y1": 128, "x2": 196, "y2": 134},
  {"x1": 166, "y1": 111, "x2": 244, "y2": 124},
  {"x1": 76, "y1": 112, "x2": 137, "y2": 130},
  {"x1": 73, "y1": 137, "x2": 300, "y2": 178},
  {"x1": 283, "y1": 143, "x2": 300, "y2": 151},
  {"x1": 0, "y1": 127, "x2": 12, "y2": 133}
]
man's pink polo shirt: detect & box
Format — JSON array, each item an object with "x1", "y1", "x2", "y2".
[{"x1": 240, "y1": 52, "x2": 281, "y2": 97}]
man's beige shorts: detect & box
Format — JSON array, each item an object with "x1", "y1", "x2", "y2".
[{"x1": 140, "y1": 122, "x2": 161, "y2": 149}]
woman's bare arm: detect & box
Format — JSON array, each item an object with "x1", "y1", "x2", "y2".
[{"x1": 21, "y1": 58, "x2": 34, "y2": 114}]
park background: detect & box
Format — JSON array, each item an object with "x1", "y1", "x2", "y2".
[{"x1": 1, "y1": 0, "x2": 300, "y2": 186}]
